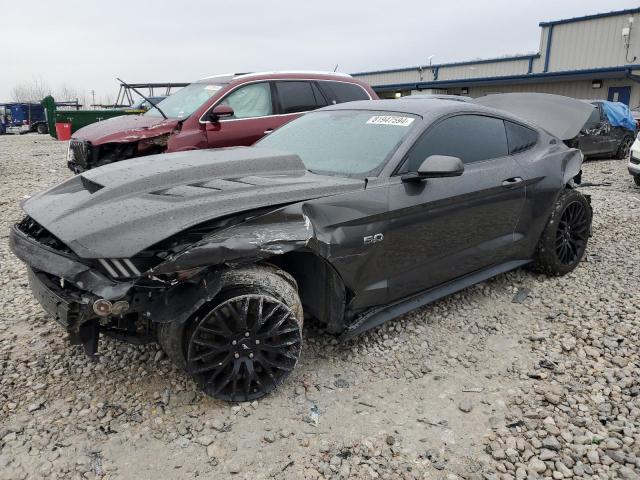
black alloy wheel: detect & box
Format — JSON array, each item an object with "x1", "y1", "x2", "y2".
[
  {"x1": 555, "y1": 200, "x2": 590, "y2": 266},
  {"x1": 186, "y1": 294, "x2": 302, "y2": 402}
]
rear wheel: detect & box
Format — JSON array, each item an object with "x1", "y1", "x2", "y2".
[
  {"x1": 36, "y1": 123, "x2": 48, "y2": 134},
  {"x1": 157, "y1": 265, "x2": 303, "y2": 402},
  {"x1": 634, "y1": 175, "x2": 640, "y2": 187},
  {"x1": 617, "y1": 136, "x2": 633, "y2": 159},
  {"x1": 529, "y1": 189, "x2": 592, "y2": 276}
]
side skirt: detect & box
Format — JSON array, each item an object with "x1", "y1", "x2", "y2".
[{"x1": 340, "y1": 259, "x2": 531, "y2": 340}]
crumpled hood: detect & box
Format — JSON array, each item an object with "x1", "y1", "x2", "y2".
[
  {"x1": 22, "y1": 147, "x2": 363, "y2": 259},
  {"x1": 72, "y1": 114, "x2": 180, "y2": 145}
]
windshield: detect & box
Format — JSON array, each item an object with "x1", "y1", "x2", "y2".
[
  {"x1": 256, "y1": 110, "x2": 418, "y2": 177},
  {"x1": 145, "y1": 83, "x2": 225, "y2": 119}
]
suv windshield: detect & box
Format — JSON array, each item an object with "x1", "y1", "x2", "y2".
[
  {"x1": 256, "y1": 110, "x2": 418, "y2": 177},
  {"x1": 145, "y1": 83, "x2": 225, "y2": 119}
]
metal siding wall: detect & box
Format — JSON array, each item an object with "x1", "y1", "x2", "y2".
[
  {"x1": 457, "y1": 79, "x2": 638, "y2": 107},
  {"x1": 438, "y1": 60, "x2": 530, "y2": 80},
  {"x1": 354, "y1": 69, "x2": 425, "y2": 86},
  {"x1": 355, "y1": 59, "x2": 532, "y2": 86},
  {"x1": 354, "y1": 12, "x2": 640, "y2": 90},
  {"x1": 549, "y1": 14, "x2": 639, "y2": 71}
]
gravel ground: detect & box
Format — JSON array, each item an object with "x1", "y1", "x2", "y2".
[{"x1": 0, "y1": 133, "x2": 639, "y2": 480}]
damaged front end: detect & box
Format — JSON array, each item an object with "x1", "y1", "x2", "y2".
[
  {"x1": 68, "y1": 134, "x2": 171, "y2": 172},
  {"x1": 9, "y1": 202, "x2": 318, "y2": 357},
  {"x1": 10, "y1": 217, "x2": 224, "y2": 356}
]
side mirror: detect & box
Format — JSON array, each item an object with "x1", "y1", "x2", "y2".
[
  {"x1": 204, "y1": 105, "x2": 234, "y2": 122},
  {"x1": 402, "y1": 155, "x2": 464, "y2": 182}
]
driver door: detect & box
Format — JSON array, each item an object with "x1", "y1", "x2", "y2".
[{"x1": 383, "y1": 114, "x2": 526, "y2": 301}]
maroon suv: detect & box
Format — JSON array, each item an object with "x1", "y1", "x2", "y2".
[{"x1": 67, "y1": 71, "x2": 377, "y2": 172}]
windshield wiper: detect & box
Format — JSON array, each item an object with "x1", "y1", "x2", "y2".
[{"x1": 117, "y1": 77, "x2": 168, "y2": 120}]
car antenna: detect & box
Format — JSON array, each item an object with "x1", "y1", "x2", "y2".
[
  {"x1": 116, "y1": 78, "x2": 168, "y2": 120},
  {"x1": 333, "y1": 64, "x2": 339, "y2": 72}
]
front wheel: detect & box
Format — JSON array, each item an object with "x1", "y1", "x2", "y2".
[
  {"x1": 158, "y1": 265, "x2": 303, "y2": 402},
  {"x1": 529, "y1": 189, "x2": 592, "y2": 276}
]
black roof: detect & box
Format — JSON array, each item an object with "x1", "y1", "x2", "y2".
[{"x1": 324, "y1": 98, "x2": 503, "y2": 121}]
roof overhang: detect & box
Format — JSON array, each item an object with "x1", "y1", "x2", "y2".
[
  {"x1": 371, "y1": 65, "x2": 640, "y2": 92},
  {"x1": 539, "y1": 7, "x2": 640, "y2": 27}
]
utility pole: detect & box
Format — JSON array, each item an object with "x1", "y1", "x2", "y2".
[{"x1": 91, "y1": 90, "x2": 95, "y2": 109}]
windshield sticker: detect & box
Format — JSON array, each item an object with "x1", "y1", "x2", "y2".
[
  {"x1": 367, "y1": 115, "x2": 414, "y2": 127},
  {"x1": 205, "y1": 85, "x2": 222, "y2": 91}
]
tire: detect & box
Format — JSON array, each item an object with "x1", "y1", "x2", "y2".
[
  {"x1": 36, "y1": 123, "x2": 48, "y2": 135},
  {"x1": 616, "y1": 136, "x2": 633, "y2": 160},
  {"x1": 157, "y1": 265, "x2": 303, "y2": 402},
  {"x1": 634, "y1": 175, "x2": 640, "y2": 187},
  {"x1": 529, "y1": 188, "x2": 592, "y2": 276}
]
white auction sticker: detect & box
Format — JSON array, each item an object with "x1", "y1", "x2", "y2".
[{"x1": 367, "y1": 115, "x2": 415, "y2": 127}]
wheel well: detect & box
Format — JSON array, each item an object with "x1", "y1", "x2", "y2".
[{"x1": 267, "y1": 251, "x2": 347, "y2": 333}]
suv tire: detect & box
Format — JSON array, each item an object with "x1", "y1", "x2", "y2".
[
  {"x1": 157, "y1": 265, "x2": 303, "y2": 402},
  {"x1": 529, "y1": 188, "x2": 592, "y2": 276}
]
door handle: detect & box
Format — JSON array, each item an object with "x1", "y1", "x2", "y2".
[
  {"x1": 502, "y1": 177, "x2": 523, "y2": 187},
  {"x1": 264, "y1": 129, "x2": 274, "y2": 134}
]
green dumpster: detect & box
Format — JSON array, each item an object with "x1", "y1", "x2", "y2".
[{"x1": 42, "y1": 96, "x2": 144, "y2": 139}]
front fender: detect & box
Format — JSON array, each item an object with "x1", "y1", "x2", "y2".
[{"x1": 152, "y1": 204, "x2": 313, "y2": 274}]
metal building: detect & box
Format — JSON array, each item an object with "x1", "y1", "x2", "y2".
[{"x1": 352, "y1": 8, "x2": 640, "y2": 107}]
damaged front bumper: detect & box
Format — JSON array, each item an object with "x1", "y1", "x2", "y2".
[
  {"x1": 10, "y1": 224, "x2": 134, "y2": 300},
  {"x1": 26, "y1": 267, "x2": 98, "y2": 346},
  {"x1": 10, "y1": 224, "x2": 223, "y2": 354},
  {"x1": 27, "y1": 267, "x2": 93, "y2": 330}
]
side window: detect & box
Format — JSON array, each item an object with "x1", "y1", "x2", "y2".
[
  {"x1": 505, "y1": 121, "x2": 538, "y2": 154},
  {"x1": 319, "y1": 81, "x2": 370, "y2": 104},
  {"x1": 219, "y1": 82, "x2": 273, "y2": 119},
  {"x1": 400, "y1": 115, "x2": 508, "y2": 173},
  {"x1": 582, "y1": 107, "x2": 601, "y2": 130},
  {"x1": 275, "y1": 81, "x2": 326, "y2": 114},
  {"x1": 598, "y1": 105, "x2": 608, "y2": 123}
]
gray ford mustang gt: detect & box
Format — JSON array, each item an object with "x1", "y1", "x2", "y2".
[{"x1": 10, "y1": 93, "x2": 594, "y2": 402}]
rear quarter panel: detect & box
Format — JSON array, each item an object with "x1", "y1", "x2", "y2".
[{"x1": 512, "y1": 138, "x2": 582, "y2": 257}]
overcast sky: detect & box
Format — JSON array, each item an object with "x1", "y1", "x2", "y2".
[{"x1": 2, "y1": 0, "x2": 639, "y2": 104}]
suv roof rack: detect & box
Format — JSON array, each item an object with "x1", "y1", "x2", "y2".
[
  {"x1": 198, "y1": 71, "x2": 352, "y2": 83},
  {"x1": 234, "y1": 70, "x2": 352, "y2": 79}
]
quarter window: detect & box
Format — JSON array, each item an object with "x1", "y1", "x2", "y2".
[
  {"x1": 505, "y1": 121, "x2": 538, "y2": 154},
  {"x1": 319, "y1": 81, "x2": 370, "y2": 104},
  {"x1": 275, "y1": 81, "x2": 327, "y2": 114},
  {"x1": 219, "y1": 82, "x2": 273, "y2": 119},
  {"x1": 400, "y1": 114, "x2": 508, "y2": 173}
]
